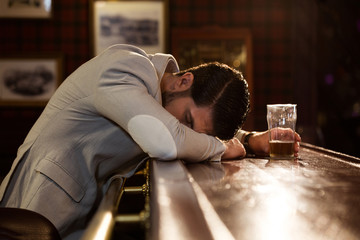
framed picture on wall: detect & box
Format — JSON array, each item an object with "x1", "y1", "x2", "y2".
[
  {"x1": 0, "y1": 55, "x2": 62, "y2": 106},
  {"x1": 90, "y1": 0, "x2": 168, "y2": 56},
  {"x1": 171, "y1": 27, "x2": 254, "y2": 129},
  {"x1": 0, "y1": 0, "x2": 53, "y2": 19}
]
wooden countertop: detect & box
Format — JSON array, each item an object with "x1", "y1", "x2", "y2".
[{"x1": 149, "y1": 143, "x2": 360, "y2": 240}]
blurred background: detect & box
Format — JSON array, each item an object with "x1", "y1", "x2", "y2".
[{"x1": 0, "y1": 0, "x2": 359, "y2": 176}]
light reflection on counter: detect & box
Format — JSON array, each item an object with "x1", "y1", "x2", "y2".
[
  {"x1": 254, "y1": 184, "x2": 297, "y2": 240},
  {"x1": 186, "y1": 155, "x2": 359, "y2": 240}
]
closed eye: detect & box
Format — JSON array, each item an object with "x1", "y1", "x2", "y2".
[{"x1": 185, "y1": 110, "x2": 194, "y2": 129}]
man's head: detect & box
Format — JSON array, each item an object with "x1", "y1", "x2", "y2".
[{"x1": 162, "y1": 62, "x2": 250, "y2": 140}]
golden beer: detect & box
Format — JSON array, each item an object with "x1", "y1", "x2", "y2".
[{"x1": 269, "y1": 140, "x2": 294, "y2": 159}]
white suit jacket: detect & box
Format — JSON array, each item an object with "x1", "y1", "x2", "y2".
[{"x1": 0, "y1": 44, "x2": 225, "y2": 236}]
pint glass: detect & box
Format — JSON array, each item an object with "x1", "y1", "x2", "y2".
[{"x1": 267, "y1": 104, "x2": 297, "y2": 159}]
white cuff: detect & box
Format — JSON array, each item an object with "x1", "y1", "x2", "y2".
[{"x1": 234, "y1": 129, "x2": 248, "y2": 142}]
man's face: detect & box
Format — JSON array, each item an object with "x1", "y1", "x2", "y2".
[{"x1": 163, "y1": 92, "x2": 214, "y2": 135}]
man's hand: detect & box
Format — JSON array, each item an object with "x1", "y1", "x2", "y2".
[
  {"x1": 249, "y1": 129, "x2": 301, "y2": 157},
  {"x1": 222, "y1": 138, "x2": 246, "y2": 160}
]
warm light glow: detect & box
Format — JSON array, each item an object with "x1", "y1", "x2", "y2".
[
  {"x1": 158, "y1": 185, "x2": 184, "y2": 239},
  {"x1": 254, "y1": 184, "x2": 297, "y2": 240},
  {"x1": 232, "y1": 46, "x2": 247, "y2": 69},
  {"x1": 191, "y1": 177, "x2": 235, "y2": 240},
  {"x1": 94, "y1": 212, "x2": 112, "y2": 240}
]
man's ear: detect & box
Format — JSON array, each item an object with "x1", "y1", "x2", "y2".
[{"x1": 174, "y1": 72, "x2": 194, "y2": 92}]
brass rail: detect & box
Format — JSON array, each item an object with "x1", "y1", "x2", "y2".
[{"x1": 81, "y1": 161, "x2": 150, "y2": 240}]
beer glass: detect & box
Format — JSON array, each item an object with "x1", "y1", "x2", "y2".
[{"x1": 267, "y1": 104, "x2": 297, "y2": 159}]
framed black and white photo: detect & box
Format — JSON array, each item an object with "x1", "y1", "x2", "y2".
[
  {"x1": 0, "y1": 0, "x2": 53, "y2": 19},
  {"x1": 0, "y1": 55, "x2": 62, "y2": 106},
  {"x1": 90, "y1": 0, "x2": 168, "y2": 56}
]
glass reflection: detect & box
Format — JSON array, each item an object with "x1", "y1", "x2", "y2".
[
  {"x1": 44, "y1": 0, "x2": 52, "y2": 12},
  {"x1": 186, "y1": 162, "x2": 226, "y2": 183}
]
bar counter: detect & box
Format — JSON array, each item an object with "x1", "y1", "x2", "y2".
[{"x1": 149, "y1": 143, "x2": 360, "y2": 240}]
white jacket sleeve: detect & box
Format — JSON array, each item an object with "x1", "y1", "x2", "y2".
[{"x1": 93, "y1": 49, "x2": 225, "y2": 162}]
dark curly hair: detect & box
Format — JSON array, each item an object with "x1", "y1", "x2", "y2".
[{"x1": 176, "y1": 62, "x2": 250, "y2": 140}]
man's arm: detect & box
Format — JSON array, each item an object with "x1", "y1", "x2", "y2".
[
  {"x1": 221, "y1": 138, "x2": 246, "y2": 160},
  {"x1": 234, "y1": 129, "x2": 301, "y2": 157},
  {"x1": 93, "y1": 50, "x2": 225, "y2": 162}
]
